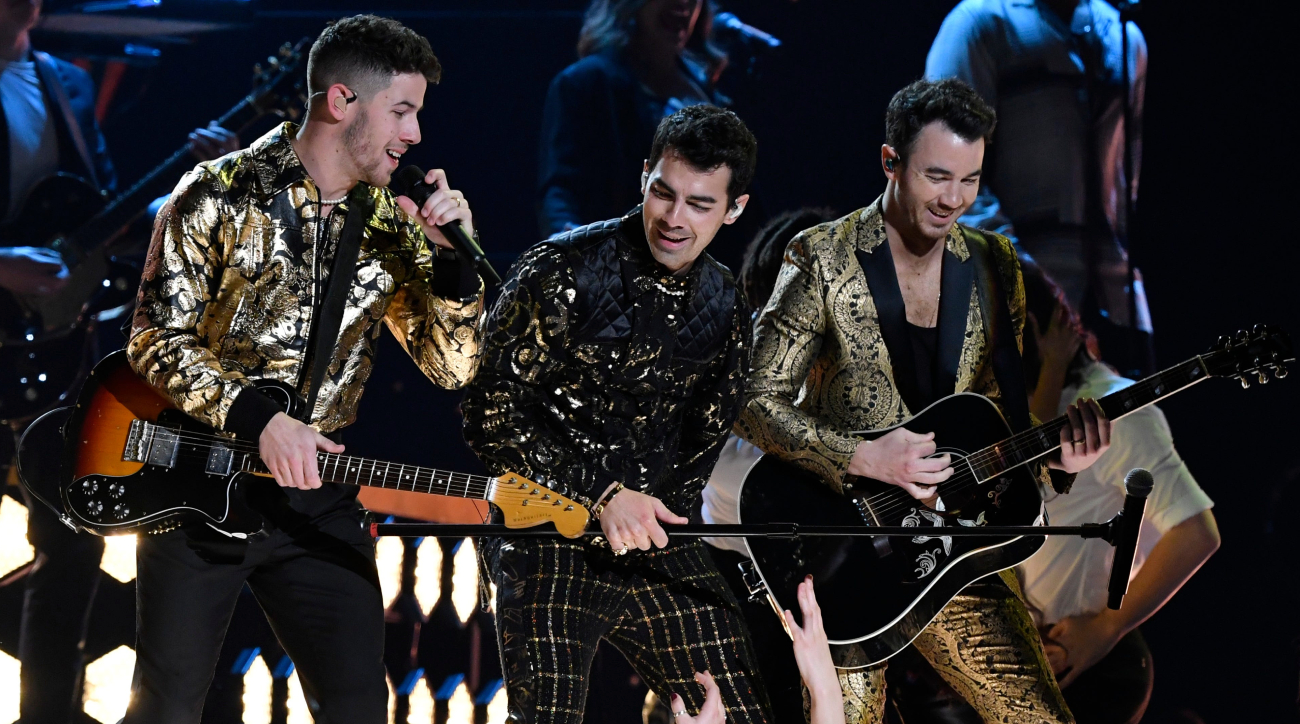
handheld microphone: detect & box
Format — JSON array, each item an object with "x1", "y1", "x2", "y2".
[
  {"x1": 1106, "y1": 468, "x2": 1154, "y2": 610},
  {"x1": 393, "y1": 165, "x2": 501, "y2": 286},
  {"x1": 714, "y1": 12, "x2": 782, "y2": 49}
]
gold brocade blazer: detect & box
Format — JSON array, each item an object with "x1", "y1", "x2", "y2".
[
  {"x1": 128, "y1": 123, "x2": 485, "y2": 435},
  {"x1": 738, "y1": 197, "x2": 1040, "y2": 493}
]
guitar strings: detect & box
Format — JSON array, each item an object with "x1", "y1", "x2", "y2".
[
  {"x1": 110, "y1": 424, "x2": 496, "y2": 497},
  {"x1": 852, "y1": 363, "x2": 1203, "y2": 523}
]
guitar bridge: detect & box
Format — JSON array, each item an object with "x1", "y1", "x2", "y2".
[{"x1": 123, "y1": 420, "x2": 148, "y2": 463}]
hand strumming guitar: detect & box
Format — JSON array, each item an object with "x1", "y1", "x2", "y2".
[
  {"x1": 0, "y1": 246, "x2": 68, "y2": 295},
  {"x1": 847, "y1": 428, "x2": 953, "y2": 500},
  {"x1": 259, "y1": 412, "x2": 345, "y2": 490},
  {"x1": 596, "y1": 485, "x2": 688, "y2": 554}
]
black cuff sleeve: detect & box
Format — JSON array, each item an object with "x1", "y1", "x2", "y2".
[
  {"x1": 225, "y1": 386, "x2": 286, "y2": 441},
  {"x1": 431, "y1": 247, "x2": 481, "y2": 300}
]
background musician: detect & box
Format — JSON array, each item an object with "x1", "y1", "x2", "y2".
[
  {"x1": 1, "y1": 1, "x2": 235, "y2": 721},
  {"x1": 1016, "y1": 259, "x2": 1219, "y2": 724}
]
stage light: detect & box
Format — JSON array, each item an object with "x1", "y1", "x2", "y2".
[
  {"x1": 100, "y1": 534, "x2": 137, "y2": 582},
  {"x1": 1, "y1": 649, "x2": 20, "y2": 723},
  {"x1": 486, "y1": 685, "x2": 508, "y2": 724},
  {"x1": 408, "y1": 677, "x2": 435, "y2": 722},
  {"x1": 286, "y1": 671, "x2": 311, "y2": 724},
  {"x1": 83, "y1": 645, "x2": 134, "y2": 723},
  {"x1": 242, "y1": 655, "x2": 273, "y2": 724},
  {"x1": 376, "y1": 536, "x2": 404, "y2": 609},
  {"x1": 387, "y1": 674, "x2": 397, "y2": 724},
  {"x1": 447, "y1": 681, "x2": 474, "y2": 724},
  {"x1": 451, "y1": 539, "x2": 477, "y2": 623},
  {"x1": 414, "y1": 535, "x2": 443, "y2": 614},
  {"x1": 0, "y1": 493, "x2": 34, "y2": 577}
]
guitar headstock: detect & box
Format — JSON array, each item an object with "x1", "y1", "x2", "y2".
[
  {"x1": 490, "y1": 473, "x2": 591, "y2": 539},
  {"x1": 247, "y1": 38, "x2": 311, "y2": 125},
  {"x1": 1202, "y1": 324, "x2": 1294, "y2": 388}
]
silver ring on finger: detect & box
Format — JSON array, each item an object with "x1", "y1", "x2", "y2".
[{"x1": 673, "y1": 711, "x2": 688, "y2": 719}]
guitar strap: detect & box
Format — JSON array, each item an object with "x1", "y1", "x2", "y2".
[
  {"x1": 302, "y1": 185, "x2": 374, "y2": 420},
  {"x1": 32, "y1": 52, "x2": 100, "y2": 191},
  {"x1": 964, "y1": 227, "x2": 1033, "y2": 433}
]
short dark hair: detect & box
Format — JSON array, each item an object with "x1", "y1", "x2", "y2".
[
  {"x1": 885, "y1": 78, "x2": 996, "y2": 165},
  {"x1": 308, "y1": 15, "x2": 442, "y2": 100},
  {"x1": 739, "y1": 207, "x2": 836, "y2": 312},
  {"x1": 1019, "y1": 256, "x2": 1100, "y2": 389},
  {"x1": 647, "y1": 105, "x2": 757, "y2": 206}
]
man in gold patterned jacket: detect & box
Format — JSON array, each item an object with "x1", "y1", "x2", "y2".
[
  {"x1": 737, "y1": 79, "x2": 1111, "y2": 723},
  {"x1": 121, "y1": 17, "x2": 483, "y2": 723}
]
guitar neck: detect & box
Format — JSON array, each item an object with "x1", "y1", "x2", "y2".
[
  {"x1": 71, "y1": 96, "x2": 265, "y2": 252},
  {"x1": 969, "y1": 355, "x2": 1213, "y2": 481},
  {"x1": 237, "y1": 450, "x2": 495, "y2": 500}
]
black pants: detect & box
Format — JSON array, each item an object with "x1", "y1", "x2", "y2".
[
  {"x1": 485, "y1": 539, "x2": 771, "y2": 724},
  {"x1": 123, "y1": 506, "x2": 386, "y2": 724},
  {"x1": 705, "y1": 546, "x2": 805, "y2": 724},
  {"x1": 4, "y1": 427, "x2": 104, "y2": 724}
]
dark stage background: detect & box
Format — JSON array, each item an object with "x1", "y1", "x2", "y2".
[{"x1": 21, "y1": 0, "x2": 1299, "y2": 721}]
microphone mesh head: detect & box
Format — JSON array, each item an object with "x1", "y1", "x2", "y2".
[
  {"x1": 394, "y1": 165, "x2": 425, "y2": 194},
  {"x1": 1124, "y1": 468, "x2": 1155, "y2": 497}
]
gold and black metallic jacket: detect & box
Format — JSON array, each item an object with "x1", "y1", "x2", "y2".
[
  {"x1": 462, "y1": 210, "x2": 749, "y2": 517},
  {"x1": 128, "y1": 123, "x2": 485, "y2": 437},
  {"x1": 738, "y1": 197, "x2": 1063, "y2": 493}
]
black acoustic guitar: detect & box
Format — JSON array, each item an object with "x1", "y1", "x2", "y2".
[
  {"x1": 0, "y1": 40, "x2": 308, "y2": 424},
  {"x1": 16, "y1": 351, "x2": 590, "y2": 539},
  {"x1": 738, "y1": 326, "x2": 1291, "y2": 666}
]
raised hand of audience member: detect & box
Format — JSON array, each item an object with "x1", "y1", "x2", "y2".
[{"x1": 785, "y1": 576, "x2": 846, "y2": 724}]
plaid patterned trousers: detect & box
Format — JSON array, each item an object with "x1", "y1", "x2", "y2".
[{"x1": 483, "y1": 539, "x2": 771, "y2": 724}]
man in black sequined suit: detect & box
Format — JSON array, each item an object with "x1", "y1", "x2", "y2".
[{"x1": 463, "y1": 105, "x2": 770, "y2": 724}]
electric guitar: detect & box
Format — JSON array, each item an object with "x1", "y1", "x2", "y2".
[
  {"x1": 737, "y1": 325, "x2": 1292, "y2": 666},
  {"x1": 0, "y1": 39, "x2": 309, "y2": 424},
  {"x1": 18, "y1": 350, "x2": 590, "y2": 539}
]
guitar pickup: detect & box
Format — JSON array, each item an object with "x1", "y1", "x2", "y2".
[
  {"x1": 144, "y1": 426, "x2": 180, "y2": 468},
  {"x1": 206, "y1": 444, "x2": 233, "y2": 476}
]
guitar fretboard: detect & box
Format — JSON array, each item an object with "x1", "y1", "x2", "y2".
[
  {"x1": 965, "y1": 355, "x2": 1213, "y2": 482},
  {"x1": 237, "y1": 450, "x2": 495, "y2": 500}
]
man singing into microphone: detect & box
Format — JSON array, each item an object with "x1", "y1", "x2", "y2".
[
  {"x1": 124, "y1": 15, "x2": 483, "y2": 721},
  {"x1": 463, "y1": 104, "x2": 769, "y2": 723}
]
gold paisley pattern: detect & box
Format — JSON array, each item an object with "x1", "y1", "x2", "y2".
[
  {"x1": 738, "y1": 197, "x2": 1071, "y2": 722},
  {"x1": 737, "y1": 196, "x2": 1050, "y2": 493},
  {"x1": 128, "y1": 123, "x2": 484, "y2": 433}
]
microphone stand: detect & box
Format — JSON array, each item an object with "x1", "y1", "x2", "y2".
[{"x1": 370, "y1": 521, "x2": 1122, "y2": 541}]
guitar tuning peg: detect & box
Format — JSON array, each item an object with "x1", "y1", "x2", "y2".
[
  {"x1": 253, "y1": 63, "x2": 263, "y2": 75},
  {"x1": 1258, "y1": 370, "x2": 1269, "y2": 384},
  {"x1": 1278, "y1": 367, "x2": 1289, "y2": 379},
  {"x1": 1240, "y1": 376, "x2": 1251, "y2": 389},
  {"x1": 1216, "y1": 335, "x2": 1230, "y2": 350}
]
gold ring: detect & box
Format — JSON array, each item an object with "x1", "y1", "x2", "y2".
[
  {"x1": 615, "y1": 544, "x2": 630, "y2": 556},
  {"x1": 456, "y1": 197, "x2": 464, "y2": 207}
]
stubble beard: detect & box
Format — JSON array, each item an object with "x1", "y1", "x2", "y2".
[{"x1": 342, "y1": 110, "x2": 390, "y2": 188}]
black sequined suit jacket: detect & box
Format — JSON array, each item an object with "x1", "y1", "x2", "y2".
[{"x1": 462, "y1": 208, "x2": 749, "y2": 521}]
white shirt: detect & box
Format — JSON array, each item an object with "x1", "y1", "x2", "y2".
[
  {"x1": 2, "y1": 57, "x2": 59, "y2": 222},
  {"x1": 1017, "y1": 362, "x2": 1213, "y2": 626},
  {"x1": 700, "y1": 435, "x2": 766, "y2": 555}
]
